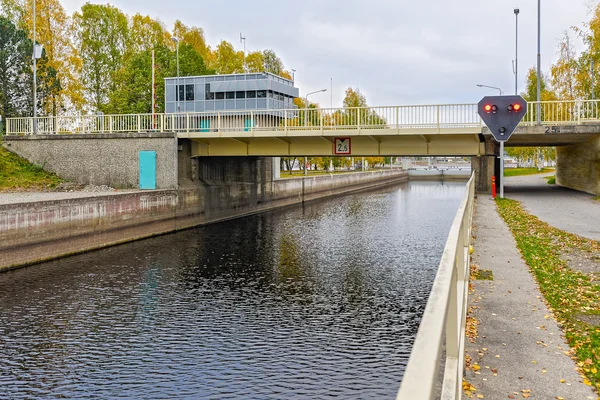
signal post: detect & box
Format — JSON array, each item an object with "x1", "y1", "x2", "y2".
[{"x1": 477, "y1": 96, "x2": 527, "y2": 198}]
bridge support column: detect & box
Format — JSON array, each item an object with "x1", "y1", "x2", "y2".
[
  {"x1": 471, "y1": 156, "x2": 495, "y2": 194},
  {"x1": 556, "y1": 136, "x2": 600, "y2": 195},
  {"x1": 471, "y1": 136, "x2": 497, "y2": 194}
]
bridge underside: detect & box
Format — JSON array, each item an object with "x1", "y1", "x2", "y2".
[{"x1": 183, "y1": 130, "x2": 485, "y2": 157}]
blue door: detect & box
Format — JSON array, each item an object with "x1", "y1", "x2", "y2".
[{"x1": 139, "y1": 151, "x2": 157, "y2": 190}]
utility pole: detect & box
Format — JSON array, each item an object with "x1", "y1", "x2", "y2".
[
  {"x1": 240, "y1": 33, "x2": 246, "y2": 71},
  {"x1": 536, "y1": 0, "x2": 541, "y2": 124},
  {"x1": 32, "y1": 0, "x2": 37, "y2": 133},
  {"x1": 514, "y1": 8, "x2": 519, "y2": 95}
]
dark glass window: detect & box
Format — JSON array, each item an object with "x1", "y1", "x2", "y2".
[
  {"x1": 178, "y1": 85, "x2": 184, "y2": 102},
  {"x1": 205, "y1": 83, "x2": 214, "y2": 100},
  {"x1": 185, "y1": 84, "x2": 194, "y2": 101},
  {"x1": 247, "y1": 91, "x2": 256, "y2": 98},
  {"x1": 216, "y1": 92, "x2": 225, "y2": 100},
  {"x1": 257, "y1": 90, "x2": 266, "y2": 98},
  {"x1": 236, "y1": 91, "x2": 246, "y2": 99},
  {"x1": 226, "y1": 92, "x2": 235, "y2": 99},
  {"x1": 267, "y1": 91, "x2": 273, "y2": 98}
]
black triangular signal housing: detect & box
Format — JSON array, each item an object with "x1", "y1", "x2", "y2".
[{"x1": 477, "y1": 95, "x2": 527, "y2": 142}]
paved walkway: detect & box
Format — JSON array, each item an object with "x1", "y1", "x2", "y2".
[
  {"x1": 465, "y1": 176, "x2": 599, "y2": 400},
  {"x1": 505, "y1": 173, "x2": 600, "y2": 241}
]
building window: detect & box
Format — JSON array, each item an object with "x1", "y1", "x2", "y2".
[
  {"x1": 185, "y1": 84, "x2": 194, "y2": 101},
  {"x1": 236, "y1": 91, "x2": 246, "y2": 99},
  {"x1": 226, "y1": 92, "x2": 235, "y2": 99},
  {"x1": 178, "y1": 85, "x2": 184, "y2": 102},
  {"x1": 205, "y1": 83, "x2": 214, "y2": 100},
  {"x1": 257, "y1": 90, "x2": 266, "y2": 98},
  {"x1": 267, "y1": 91, "x2": 273, "y2": 98},
  {"x1": 216, "y1": 92, "x2": 225, "y2": 100},
  {"x1": 247, "y1": 91, "x2": 256, "y2": 98}
]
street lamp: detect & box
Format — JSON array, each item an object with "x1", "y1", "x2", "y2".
[
  {"x1": 304, "y1": 88, "x2": 327, "y2": 176},
  {"x1": 514, "y1": 8, "x2": 519, "y2": 95},
  {"x1": 171, "y1": 37, "x2": 180, "y2": 113},
  {"x1": 476, "y1": 84, "x2": 503, "y2": 95}
]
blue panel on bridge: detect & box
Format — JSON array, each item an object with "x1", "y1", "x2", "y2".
[
  {"x1": 200, "y1": 119, "x2": 210, "y2": 132},
  {"x1": 244, "y1": 118, "x2": 254, "y2": 132},
  {"x1": 139, "y1": 151, "x2": 157, "y2": 190}
]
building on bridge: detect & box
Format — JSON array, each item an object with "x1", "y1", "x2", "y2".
[{"x1": 164, "y1": 72, "x2": 299, "y2": 131}]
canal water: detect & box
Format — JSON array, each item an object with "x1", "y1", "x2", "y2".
[{"x1": 0, "y1": 181, "x2": 466, "y2": 399}]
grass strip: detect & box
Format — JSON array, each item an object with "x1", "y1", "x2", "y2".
[
  {"x1": 496, "y1": 198, "x2": 600, "y2": 391},
  {"x1": 504, "y1": 167, "x2": 553, "y2": 177},
  {"x1": 0, "y1": 146, "x2": 62, "y2": 191}
]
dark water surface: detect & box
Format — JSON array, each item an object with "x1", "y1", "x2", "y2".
[{"x1": 0, "y1": 181, "x2": 466, "y2": 399}]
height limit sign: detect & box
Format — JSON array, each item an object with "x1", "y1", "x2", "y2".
[{"x1": 334, "y1": 138, "x2": 351, "y2": 155}]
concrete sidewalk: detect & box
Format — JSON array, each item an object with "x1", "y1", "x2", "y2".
[{"x1": 464, "y1": 196, "x2": 597, "y2": 400}]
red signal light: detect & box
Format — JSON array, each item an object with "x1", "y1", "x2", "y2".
[
  {"x1": 513, "y1": 103, "x2": 521, "y2": 111},
  {"x1": 484, "y1": 104, "x2": 492, "y2": 113}
]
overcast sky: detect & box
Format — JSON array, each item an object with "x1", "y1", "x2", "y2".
[{"x1": 61, "y1": 0, "x2": 597, "y2": 107}]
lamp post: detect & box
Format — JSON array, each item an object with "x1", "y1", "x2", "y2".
[
  {"x1": 537, "y1": 0, "x2": 541, "y2": 124},
  {"x1": 304, "y1": 88, "x2": 327, "y2": 176},
  {"x1": 514, "y1": 8, "x2": 519, "y2": 95},
  {"x1": 32, "y1": 0, "x2": 42, "y2": 134},
  {"x1": 476, "y1": 84, "x2": 503, "y2": 95},
  {"x1": 171, "y1": 37, "x2": 180, "y2": 113}
]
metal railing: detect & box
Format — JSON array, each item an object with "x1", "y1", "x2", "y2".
[
  {"x1": 5, "y1": 104, "x2": 480, "y2": 135},
  {"x1": 7, "y1": 100, "x2": 600, "y2": 136},
  {"x1": 396, "y1": 173, "x2": 475, "y2": 400}
]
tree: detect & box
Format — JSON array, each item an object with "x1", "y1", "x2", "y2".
[
  {"x1": 213, "y1": 40, "x2": 243, "y2": 74},
  {"x1": 4, "y1": 0, "x2": 84, "y2": 113},
  {"x1": 74, "y1": 3, "x2": 129, "y2": 112},
  {"x1": 173, "y1": 20, "x2": 212, "y2": 68},
  {"x1": 262, "y1": 49, "x2": 283, "y2": 75},
  {"x1": 341, "y1": 87, "x2": 386, "y2": 127},
  {"x1": 550, "y1": 31, "x2": 578, "y2": 100},
  {"x1": 106, "y1": 43, "x2": 208, "y2": 114},
  {"x1": 245, "y1": 50, "x2": 264, "y2": 73},
  {"x1": 129, "y1": 14, "x2": 169, "y2": 54},
  {"x1": 0, "y1": 16, "x2": 33, "y2": 118}
]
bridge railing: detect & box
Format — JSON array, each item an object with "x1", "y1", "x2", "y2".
[
  {"x1": 7, "y1": 100, "x2": 600, "y2": 135},
  {"x1": 396, "y1": 173, "x2": 475, "y2": 400},
  {"x1": 5, "y1": 104, "x2": 480, "y2": 135},
  {"x1": 523, "y1": 99, "x2": 600, "y2": 125}
]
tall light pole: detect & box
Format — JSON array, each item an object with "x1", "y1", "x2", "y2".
[
  {"x1": 537, "y1": 0, "x2": 541, "y2": 124},
  {"x1": 240, "y1": 33, "x2": 246, "y2": 71},
  {"x1": 304, "y1": 88, "x2": 327, "y2": 176},
  {"x1": 171, "y1": 37, "x2": 180, "y2": 113},
  {"x1": 476, "y1": 84, "x2": 503, "y2": 95},
  {"x1": 32, "y1": 0, "x2": 37, "y2": 133},
  {"x1": 514, "y1": 8, "x2": 519, "y2": 95}
]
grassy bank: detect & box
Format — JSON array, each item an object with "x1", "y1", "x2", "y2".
[
  {"x1": 504, "y1": 167, "x2": 553, "y2": 177},
  {"x1": 0, "y1": 146, "x2": 62, "y2": 191},
  {"x1": 496, "y1": 198, "x2": 600, "y2": 391}
]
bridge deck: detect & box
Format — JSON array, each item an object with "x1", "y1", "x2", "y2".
[{"x1": 6, "y1": 100, "x2": 600, "y2": 156}]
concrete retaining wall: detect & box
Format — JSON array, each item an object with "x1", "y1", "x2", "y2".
[
  {"x1": 3, "y1": 133, "x2": 178, "y2": 190},
  {"x1": 556, "y1": 135, "x2": 600, "y2": 195},
  {"x1": 0, "y1": 169, "x2": 408, "y2": 271}
]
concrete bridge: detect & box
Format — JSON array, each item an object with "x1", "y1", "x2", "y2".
[{"x1": 4, "y1": 100, "x2": 600, "y2": 195}]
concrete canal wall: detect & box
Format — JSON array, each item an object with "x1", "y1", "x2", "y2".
[{"x1": 0, "y1": 169, "x2": 408, "y2": 271}]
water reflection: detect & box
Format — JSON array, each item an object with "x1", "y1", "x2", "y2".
[{"x1": 0, "y1": 180, "x2": 465, "y2": 399}]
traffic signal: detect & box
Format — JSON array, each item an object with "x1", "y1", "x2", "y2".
[{"x1": 477, "y1": 96, "x2": 527, "y2": 142}]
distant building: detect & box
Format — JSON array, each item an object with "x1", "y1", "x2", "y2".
[{"x1": 164, "y1": 72, "x2": 299, "y2": 131}]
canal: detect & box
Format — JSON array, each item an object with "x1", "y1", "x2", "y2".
[{"x1": 0, "y1": 180, "x2": 466, "y2": 399}]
